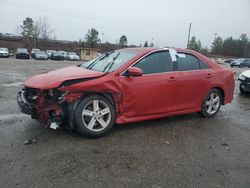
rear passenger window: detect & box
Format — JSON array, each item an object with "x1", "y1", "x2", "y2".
[
  {"x1": 134, "y1": 51, "x2": 174, "y2": 74},
  {"x1": 200, "y1": 60, "x2": 209, "y2": 69},
  {"x1": 177, "y1": 54, "x2": 209, "y2": 71}
]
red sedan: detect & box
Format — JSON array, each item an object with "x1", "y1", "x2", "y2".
[{"x1": 17, "y1": 48, "x2": 235, "y2": 137}]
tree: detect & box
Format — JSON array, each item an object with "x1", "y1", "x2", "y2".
[
  {"x1": 85, "y1": 28, "x2": 100, "y2": 47},
  {"x1": 187, "y1": 36, "x2": 201, "y2": 51},
  {"x1": 238, "y1": 34, "x2": 249, "y2": 57},
  {"x1": 144, "y1": 41, "x2": 148, "y2": 47},
  {"x1": 20, "y1": 17, "x2": 34, "y2": 48},
  {"x1": 119, "y1": 35, "x2": 128, "y2": 47},
  {"x1": 33, "y1": 19, "x2": 41, "y2": 48},
  {"x1": 40, "y1": 17, "x2": 53, "y2": 40},
  {"x1": 211, "y1": 36, "x2": 223, "y2": 54},
  {"x1": 222, "y1": 37, "x2": 237, "y2": 56}
]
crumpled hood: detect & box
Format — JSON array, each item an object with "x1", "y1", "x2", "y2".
[
  {"x1": 242, "y1": 70, "x2": 250, "y2": 78},
  {"x1": 24, "y1": 66, "x2": 106, "y2": 89}
]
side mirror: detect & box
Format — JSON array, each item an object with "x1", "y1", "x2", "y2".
[{"x1": 126, "y1": 67, "x2": 143, "y2": 77}]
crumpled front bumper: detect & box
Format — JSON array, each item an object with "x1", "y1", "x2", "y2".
[
  {"x1": 17, "y1": 89, "x2": 67, "y2": 127},
  {"x1": 17, "y1": 90, "x2": 33, "y2": 115}
]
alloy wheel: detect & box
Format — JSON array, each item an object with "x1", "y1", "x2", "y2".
[
  {"x1": 205, "y1": 92, "x2": 221, "y2": 115},
  {"x1": 81, "y1": 100, "x2": 111, "y2": 132}
]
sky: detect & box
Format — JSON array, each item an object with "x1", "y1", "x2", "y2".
[{"x1": 0, "y1": 0, "x2": 250, "y2": 48}]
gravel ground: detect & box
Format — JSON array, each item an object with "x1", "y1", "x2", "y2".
[{"x1": 0, "y1": 57, "x2": 250, "y2": 188}]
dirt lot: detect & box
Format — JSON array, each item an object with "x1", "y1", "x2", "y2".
[{"x1": 0, "y1": 58, "x2": 250, "y2": 188}]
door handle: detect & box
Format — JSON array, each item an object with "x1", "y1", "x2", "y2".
[
  {"x1": 205, "y1": 73, "x2": 213, "y2": 78},
  {"x1": 168, "y1": 76, "x2": 177, "y2": 82}
]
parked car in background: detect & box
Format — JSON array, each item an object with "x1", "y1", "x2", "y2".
[
  {"x1": 46, "y1": 50, "x2": 56, "y2": 58},
  {"x1": 230, "y1": 58, "x2": 250, "y2": 68},
  {"x1": 17, "y1": 48, "x2": 235, "y2": 138},
  {"x1": 0, "y1": 47, "x2": 9, "y2": 58},
  {"x1": 224, "y1": 59, "x2": 235, "y2": 64},
  {"x1": 31, "y1": 48, "x2": 40, "y2": 58},
  {"x1": 50, "y1": 51, "x2": 64, "y2": 61},
  {"x1": 238, "y1": 70, "x2": 250, "y2": 94},
  {"x1": 58, "y1": 50, "x2": 67, "y2": 59},
  {"x1": 34, "y1": 51, "x2": 49, "y2": 60},
  {"x1": 16, "y1": 48, "x2": 29, "y2": 59},
  {"x1": 65, "y1": 52, "x2": 80, "y2": 61}
]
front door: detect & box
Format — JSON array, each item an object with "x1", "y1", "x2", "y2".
[{"x1": 119, "y1": 50, "x2": 179, "y2": 118}]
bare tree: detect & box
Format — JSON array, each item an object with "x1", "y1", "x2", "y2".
[
  {"x1": 33, "y1": 18, "x2": 41, "y2": 47},
  {"x1": 40, "y1": 17, "x2": 53, "y2": 40}
]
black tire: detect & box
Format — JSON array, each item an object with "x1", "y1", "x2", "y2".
[
  {"x1": 239, "y1": 64, "x2": 243, "y2": 68},
  {"x1": 239, "y1": 83, "x2": 247, "y2": 94},
  {"x1": 200, "y1": 89, "x2": 222, "y2": 118},
  {"x1": 74, "y1": 95, "x2": 115, "y2": 138}
]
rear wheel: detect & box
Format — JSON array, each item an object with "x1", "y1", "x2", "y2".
[
  {"x1": 200, "y1": 89, "x2": 222, "y2": 118},
  {"x1": 239, "y1": 64, "x2": 243, "y2": 68},
  {"x1": 75, "y1": 95, "x2": 115, "y2": 138}
]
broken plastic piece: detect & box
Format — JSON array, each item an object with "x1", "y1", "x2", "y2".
[
  {"x1": 50, "y1": 122, "x2": 59, "y2": 130},
  {"x1": 24, "y1": 139, "x2": 36, "y2": 145}
]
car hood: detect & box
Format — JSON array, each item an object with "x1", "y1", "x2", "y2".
[
  {"x1": 24, "y1": 66, "x2": 106, "y2": 89},
  {"x1": 242, "y1": 70, "x2": 250, "y2": 78}
]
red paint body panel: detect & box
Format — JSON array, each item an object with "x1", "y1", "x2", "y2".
[
  {"x1": 22, "y1": 48, "x2": 235, "y2": 125},
  {"x1": 24, "y1": 66, "x2": 105, "y2": 89}
]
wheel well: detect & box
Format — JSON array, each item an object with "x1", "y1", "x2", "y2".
[
  {"x1": 214, "y1": 87, "x2": 225, "y2": 105},
  {"x1": 84, "y1": 92, "x2": 116, "y2": 107}
]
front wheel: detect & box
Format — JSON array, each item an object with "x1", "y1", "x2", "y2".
[
  {"x1": 74, "y1": 95, "x2": 115, "y2": 138},
  {"x1": 240, "y1": 83, "x2": 248, "y2": 94},
  {"x1": 200, "y1": 89, "x2": 222, "y2": 118}
]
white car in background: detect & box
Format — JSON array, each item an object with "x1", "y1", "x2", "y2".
[
  {"x1": 58, "y1": 50, "x2": 67, "y2": 59},
  {"x1": 65, "y1": 52, "x2": 80, "y2": 61},
  {"x1": 0, "y1": 47, "x2": 9, "y2": 58},
  {"x1": 46, "y1": 50, "x2": 56, "y2": 58}
]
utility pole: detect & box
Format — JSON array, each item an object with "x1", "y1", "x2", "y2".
[{"x1": 187, "y1": 22, "x2": 192, "y2": 48}]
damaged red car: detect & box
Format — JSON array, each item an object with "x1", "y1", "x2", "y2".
[{"x1": 17, "y1": 48, "x2": 235, "y2": 137}]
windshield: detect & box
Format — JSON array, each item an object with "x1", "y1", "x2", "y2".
[
  {"x1": 68, "y1": 52, "x2": 77, "y2": 55},
  {"x1": 38, "y1": 51, "x2": 46, "y2": 55},
  {"x1": 53, "y1": 52, "x2": 60, "y2": 56},
  {"x1": 0, "y1": 48, "x2": 8, "y2": 51},
  {"x1": 17, "y1": 48, "x2": 28, "y2": 53},
  {"x1": 81, "y1": 50, "x2": 139, "y2": 72}
]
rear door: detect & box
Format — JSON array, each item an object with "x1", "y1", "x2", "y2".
[
  {"x1": 173, "y1": 53, "x2": 214, "y2": 110},
  {"x1": 119, "y1": 50, "x2": 179, "y2": 118}
]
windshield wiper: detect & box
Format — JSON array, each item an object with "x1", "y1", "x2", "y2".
[
  {"x1": 103, "y1": 52, "x2": 120, "y2": 72},
  {"x1": 86, "y1": 52, "x2": 113, "y2": 70}
]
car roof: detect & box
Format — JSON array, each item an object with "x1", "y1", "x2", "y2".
[{"x1": 117, "y1": 47, "x2": 191, "y2": 54}]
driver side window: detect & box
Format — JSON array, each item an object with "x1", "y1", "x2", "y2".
[{"x1": 134, "y1": 51, "x2": 174, "y2": 74}]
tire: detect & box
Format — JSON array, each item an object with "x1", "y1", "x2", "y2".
[
  {"x1": 74, "y1": 95, "x2": 115, "y2": 138},
  {"x1": 240, "y1": 83, "x2": 247, "y2": 94},
  {"x1": 239, "y1": 64, "x2": 243, "y2": 68},
  {"x1": 200, "y1": 89, "x2": 222, "y2": 118}
]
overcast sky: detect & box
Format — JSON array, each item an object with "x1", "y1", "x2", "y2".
[{"x1": 0, "y1": 0, "x2": 250, "y2": 48}]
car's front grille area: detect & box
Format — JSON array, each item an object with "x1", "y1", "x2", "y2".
[{"x1": 24, "y1": 88, "x2": 39, "y2": 103}]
